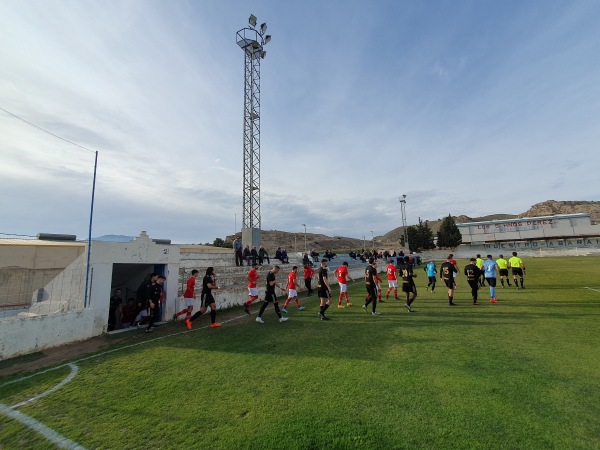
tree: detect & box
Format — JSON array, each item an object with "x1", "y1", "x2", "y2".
[
  {"x1": 437, "y1": 215, "x2": 462, "y2": 248},
  {"x1": 404, "y1": 221, "x2": 435, "y2": 252},
  {"x1": 212, "y1": 238, "x2": 232, "y2": 248}
]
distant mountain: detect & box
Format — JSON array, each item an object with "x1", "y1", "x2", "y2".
[
  {"x1": 226, "y1": 230, "x2": 365, "y2": 253},
  {"x1": 519, "y1": 200, "x2": 600, "y2": 223},
  {"x1": 93, "y1": 235, "x2": 134, "y2": 242}
]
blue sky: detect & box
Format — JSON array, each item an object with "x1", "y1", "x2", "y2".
[{"x1": 1, "y1": 0, "x2": 599, "y2": 244}]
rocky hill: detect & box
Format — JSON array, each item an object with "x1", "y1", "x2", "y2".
[
  {"x1": 519, "y1": 200, "x2": 600, "y2": 223},
  {"x1": 226, "y1": 230, "x2": 365, "y2": 253}
]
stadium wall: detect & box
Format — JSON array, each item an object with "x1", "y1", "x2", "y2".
[{"x1": 1, "y1": 234, "x2": 367, "y2": 360}]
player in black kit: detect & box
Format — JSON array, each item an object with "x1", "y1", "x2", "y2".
[
  {"x1": 317, "y1": 259, "x2": 332, "y2": 320},
  {"x1": 399, "y1": 256, "x2": 417, "y2": 312},
  {"x1": 363, "y1": 258, "x2": 381, "y2": 315},
  {"x1": 440, "y1": 255, "x2": 458, "y2": 306},
  {"x1": 464, "y1": 258, "x2": 481, "y2": 305}
]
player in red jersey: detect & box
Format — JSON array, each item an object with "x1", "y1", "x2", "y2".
[
  {"x1": 243, "y1": 263, "x2": 260, "y2": 314},
  {"x1": 385, "y1": 260, "x2": 399, "y2": 300},
  {"x1": 334, "y1": 261, "x2": 353, "y2": 308},
  {"x1": 303, "y1": 264, "x2": 315, "y2": 297},
  {"x1": 282, "y1": 266, "x2": 305, "y2": 313},
  {"x1": 174, "y1": 269, "x2": 199, "y2": 322}
]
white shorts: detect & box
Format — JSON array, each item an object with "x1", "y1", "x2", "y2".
[
  {"x1": 388, "y1": 280, "x2": 398, "y2": 288},
  {"x1": 339, "y1": 283, "x2": 347, "y2": 293},
  {"x1": 248, "y1": 287, "x2": 258, "y2": 297},
  {"x1": 287, "y1": 289, "x2": 297, "y2": 298},
  {"x1": 184, "y1": 297, "x2": 194, "y2": 307}
]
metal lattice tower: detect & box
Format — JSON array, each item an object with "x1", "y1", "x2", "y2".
[{"x1": 236, "y1": 15, "x2": 271, "y2": 248}]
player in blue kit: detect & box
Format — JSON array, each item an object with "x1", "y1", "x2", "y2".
[
  {"x1": 482, "y1": 255, "x2": 500, "y2": 303},
  {"x1": 424, "y1": 260, "x2": 437, "y2": 293}
]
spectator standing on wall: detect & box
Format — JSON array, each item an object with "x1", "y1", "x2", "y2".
[{"x1": 234, "y1": 237, "x2": 243, "y2": 267}]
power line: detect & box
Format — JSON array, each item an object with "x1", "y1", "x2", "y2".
[{"x1": 0, "y1": 106, "x2": 98, "y2": 154}]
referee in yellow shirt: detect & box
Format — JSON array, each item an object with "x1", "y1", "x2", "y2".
[
  {"x1": 508, "y1": 251, "x2": 526, "y2": 289},
  {"x1": 496, "y1": 254, "x2": 511, "y2": 287}
]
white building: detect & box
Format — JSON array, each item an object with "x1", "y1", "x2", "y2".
[{"x1": 457, "y1": 213, "x2": 600, "y2": 252}]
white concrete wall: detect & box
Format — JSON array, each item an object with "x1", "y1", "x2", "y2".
[{"x1": 0, "y1": 308, "x2": 106, "y2": 360}]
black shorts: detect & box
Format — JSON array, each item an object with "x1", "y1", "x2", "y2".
[
  {"x1": 499, "y1": 269, "x2": 509, "y2": 277},
  {"x1": 264, "y1": 291, "x2": 278, "y2": 303},
  {"x1": 443, "y1": 279, "x2": 454, "y2": 289},
  {"x1": 468, "y1": 280, "x2": 479, "y2": 290},
  {"x1": 318, "y1": 288, "x2": 330, "y2": 299},
  {"x1": 402, "y1": 282, "x2": 417, "y2": 294},
  {"x1": 512, "y1": 268, "x2": 523, "y2": 276},
  {"x1": 366, "y1": 286, "x2": 377, "y2": 299},
  {"x1": 486, "y1": 278, "x2": 497, "y2": 287},
  {"x1": 201, "y1": 292, "x2": 215, "y2": 307}
]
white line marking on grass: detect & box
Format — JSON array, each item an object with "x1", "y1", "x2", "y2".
[
  {"x1": 0, "y1": 364, "x2": 84, "y2": 448},
  {"x1": 0, "y1": 312, "x2": 253, "y2": 389},
  {"x1": 0, "y1": 403, "x2": 87, "y2": 449},
  {"x1": 583, "y1": 287, "x2": 600, "y2": 293},
  {"x1": 10, "y1": 364, "x2": 79, "y2": 409}
]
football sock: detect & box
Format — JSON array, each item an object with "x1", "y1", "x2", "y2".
[
  {"x1": 448, "y1": 295, "x2": 453, "y2": 304},
  {"x1": 490, "y1": 286, "x2": 496, "y2": 298},
  {"x1": 274, "y1": 303, "x2": 282, "y2": 318},
  {"x1": 520, "y1": 277, "x2": 524, "y2": 286},
  {"x1": 283, "y1": 299, "x2": 290, "y2": 309},
  {"x1": 295, "y1": 298, "x2": 300, "y2": 307},
  {"x1": 190, "y1": 310, "x2": 203, "y2": 322},
  {"x1": 210, "y1": 309, "x2": 216, "y2": 324},
  {"x1": 258, "y1": 302, "x2": 268, "y2": 317}
]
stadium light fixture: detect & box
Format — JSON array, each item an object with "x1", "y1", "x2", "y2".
[
  {"x1": 399, "y1": 195, "x2": 409, "y2": 251},
  {"x1": 260, "y1": 23, "x2": 267, "y2": 35},
  {"x1": 249, "y1": 14, "x2": 257, "y2": 27},
  {"x1": 264, "y1": 35, "x2": 271, "y2": 44}
]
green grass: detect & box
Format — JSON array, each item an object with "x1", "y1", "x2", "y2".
[{"x1": 1, "y1": 257, "x2": 600, "y2": 449}]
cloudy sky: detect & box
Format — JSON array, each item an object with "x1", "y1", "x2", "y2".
[{"x1": 1, "y1": 0, "x2": 599, "y2": 244}]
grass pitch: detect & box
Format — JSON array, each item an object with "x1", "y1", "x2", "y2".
[{"x1": 1, "y1": 256, "x2": 600, "y2": 449}]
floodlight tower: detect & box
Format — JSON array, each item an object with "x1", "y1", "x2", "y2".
[
  {"x1": 236, "y1": 14, "x2": 271, "y2": 249},
  {"x1": 399, "y1": 195, "x2": 409, "y2": 252}
]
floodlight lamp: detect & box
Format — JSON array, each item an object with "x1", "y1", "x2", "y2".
[
  {"x1": 260, "y1": 23, "x2": 267, "y2": 34},
  {"x1": 263, "y1": 35, "x2": 271, "y2": 44},
  {"x1": 249, "y1": 14, "x2": 257, "y2": 27},
  {"x1": 261, "y1": 50, "x2": 267, "y2": 59}
]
